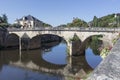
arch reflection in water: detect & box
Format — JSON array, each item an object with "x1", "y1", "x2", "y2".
[
  {"x1": 42, "y1": 43, "x2": 67, "y2": 65},
  {"x1": 85, "y1": 48, "x2": 102, "y2": 69},
  {"x1": 0, "y1": 36, "x2": 103, "y2": 80}
]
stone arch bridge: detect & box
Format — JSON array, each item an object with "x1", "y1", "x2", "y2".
[{"x1": 7, "y1": 27, "x2": 120, "y2": 56}]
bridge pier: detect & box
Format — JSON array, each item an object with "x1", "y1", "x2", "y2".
[
  {"x1": 67, "y1": 43, "x2": 72, "y2": 56},
  {"x1": 67, "y1": 41, "x2": 72, "y2": 56},
  {"x1": 19, "y1": 37, "x2": 22, "y2": 61},
  {"x1": 67, "y1": 40, "x2": 84, "y2": 56}
]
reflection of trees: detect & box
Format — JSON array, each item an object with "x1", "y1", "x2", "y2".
[{"x1": 88, "y1": 35, "x2": 103, "y2": 55}]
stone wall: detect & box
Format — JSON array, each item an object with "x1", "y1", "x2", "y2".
[
  {"x1": 87, "y1": 39, "x2": 120, "y2": 80},
  {"x1": 0, "y1": 27, "x2": 8, "y2": 48}
]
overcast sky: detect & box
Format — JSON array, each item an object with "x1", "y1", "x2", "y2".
[{"x1": 0, "y1": 0, "x2": 119, "y2": 26}]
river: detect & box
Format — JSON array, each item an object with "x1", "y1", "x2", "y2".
[{"x1": 0, "y1": 36, "x2": 103, "y2": 80}]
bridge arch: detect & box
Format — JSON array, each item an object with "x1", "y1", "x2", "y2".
[
  {"x1": 28, "y1": 34, "x2": 66, "y2": 49},
  {"x1": 5, "y1": 33, "x2": 19, "y2": 48},
  {"x1": 82, "y1": 35, "x2": 103, "y2": 55},
  {"x1": 78, "y1": 32, "x2": 118, "y2": 42}
]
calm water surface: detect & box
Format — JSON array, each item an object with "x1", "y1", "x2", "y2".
[{"x1": 0, "y1": 41, "x2": 102, "y2": 80}]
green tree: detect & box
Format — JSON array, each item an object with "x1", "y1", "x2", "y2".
[
  {"x1": 69, "y1": 33, "x2": 80, "y2": 41},
  {"x1": 57, "y1": 24, "x2": 67, "y2": 27},
  {"x1": 93, "y1": 16, "x2": 98, "y2": 27},
  {"x1": 67, "y1": 18, "x2": 88, "y2": 27},
  {"x1": 0, "y1": 16, "x2": 2, "y2": 23},
  {"x1": 12, "y1": 23, "x2": 22, "y2": 28},
  {"x1": 0, "y1": 14, "x2": 9, "y2": 27},
  {"x1": 91, "y1": 14, "x2": 120, "y2": 27},
  {"x1": 43, "y1": 23, "x2": 52, "y2": 27},
  {"x1": 0, "y1": 23, "x2": 9, "y2": 27},
  {"x1": 2, "y1": 14, "x2": 8, "y2": 23},
  {"x1": 89, "y1": 35, "x2": 103, "y2": 55}
]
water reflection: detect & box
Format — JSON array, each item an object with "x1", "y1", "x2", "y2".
[
  {"x1": 42, "y1": 43, "x2": 67, "y2": 65},
  {"x1": 0, "y1": 65, "x2": 63, "y2": 80},
  {"x1": 85, "y1": 35, "x2": 103, "y2": 69},
  {"x1": 85, "y1": 48, "x2": 102, "y2": 69},
  {"x1": 0, "y1": 36, "x2": 103, "y2": 80}
]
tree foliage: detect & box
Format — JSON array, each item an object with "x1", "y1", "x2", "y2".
[
  {"x1": 0, "y1": 14, "x2": 8, "y2": 23},
  {"x1": 2, "y1": 14, "x2": 8, "y2": 23},
  {"x1": 11, "y1": 23, "x2": 22, "y2": 28},
  {"x1": 91, "y1": 14, "x2": 120, "y2": 27},
  {"x1": 0, "y1": 14, "x2": 9, "y2": 27},
  {"x1": 87, "y1": 35, "x2": 103, "y2": 55},
  {"x1": 0, "y1": 23, "x2": 10, "y2": 27},
  {"x1": 57, "y1": 17, "x2": 88, "y2": 27},
  {"x1": 43, "y1": 23, "x2": 52, "y2": 27},
  {"x1": 67, "y1": 18, "x2": 88, "y2": 27},
  {"x1": 92, "y1": 16, "x2": 98, "y2": 27},
  {"x1": 69, "y1": 33, "x2": 80, "y2": 41}
]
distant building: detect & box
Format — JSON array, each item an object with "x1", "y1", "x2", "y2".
[
  {"x1": 114, "y1": 13, "x2": 120, "y2": 18},
  {"x1": 14, "y1": 15, "x2": 44, "y2": 28},
  {"x1": 114, "y1": 13, "x2": 120, "y2": 26},
  {"x1": 116, "y1": 13, "x2": 120, "y2": 16}
]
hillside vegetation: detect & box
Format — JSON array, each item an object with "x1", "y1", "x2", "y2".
[
  {"x1": 57, "y1": 13, "x2": 120, "y2": 28},
  {"x1": 90, "y1": 13, "x2": 120, "y2": 27}
]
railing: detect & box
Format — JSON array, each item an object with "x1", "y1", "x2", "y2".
[{"x1": 7, "y1": 27, "x2": 120, "y2": 32}]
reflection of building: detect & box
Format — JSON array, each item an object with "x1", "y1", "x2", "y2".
[{"x1": 14, "y1": 15, "x2": 44, "y2": 28}]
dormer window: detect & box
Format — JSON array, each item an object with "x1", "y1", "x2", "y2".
[{"x1": 23, "y1": 17, "x2": 27, "y2": 21}]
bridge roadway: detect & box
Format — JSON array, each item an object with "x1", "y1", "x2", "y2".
[
  {"x1": 7, "y1": 27, "x2": 120, "y2": 56},
  {"x1": 8, "y1": 27, "x2": 120, "y2": 32}
]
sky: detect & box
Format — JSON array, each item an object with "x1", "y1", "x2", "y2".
[{"x1": 0, "y1": 0, "x2": 120, "y2": 26}]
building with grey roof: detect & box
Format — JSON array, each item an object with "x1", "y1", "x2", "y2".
[{"x1": 14, "y1": 15, "x2": 44, "y2": 28}]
